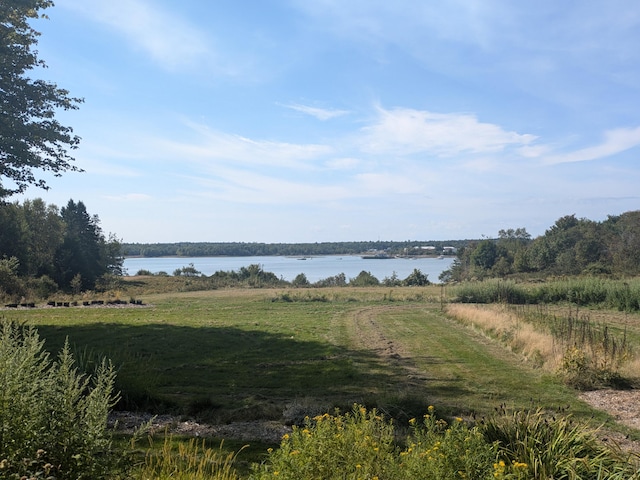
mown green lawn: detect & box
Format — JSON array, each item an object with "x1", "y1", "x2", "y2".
[{"x1": 4, "y1": 287, "x2": 621, "y2": 429}]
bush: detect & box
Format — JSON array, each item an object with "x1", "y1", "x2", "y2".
[
  {"x1": 401, "y1": 406, "x2": 496, "y2": 479},
  {"x1": 27, "y1": 274, "x2": 59, "y2": 299},
  {"x1": 454, "y1": 279, "x2": 528, "y2": 304},
  {"x1": 0, "y1": 256, "x2": 25, "y2": 301},
  {"x1": 403, "y1": 268, "x2": 430, "y2": 286},
  {"x1": 251, "y1": 405, "x2": 397, "y2": 479},
  {"x1": 480, "y1": 406, "x2": 639, "y2": 479},
  {"x1": 250, "y1": 405, "x2": 639, "y2": 480},
  {"x1": 349, "y1": 270, "x2": 380, "y2": 286},
  {"x1": 0, "y1": 321, "x2": 128, "y2": 479}
]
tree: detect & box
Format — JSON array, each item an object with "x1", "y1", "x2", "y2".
[
  {"x1": 21, "y1": 197, "x2": 64, "y2": 276},
  {"x1": 0, "y1": 1, "x2": 82, "y2": 198},
  {"x1": 403, "y1": 268, "x2": 430, "y2": 286},
  {"x1": 470, "y1": 240, "x2": 498, "y2": 271},
  {"x1": 55, "y1": 200, "x2": 104, "y2": 290},
  {"x1": 350, "y1": 270, "x2": 380, "y2": 286}
]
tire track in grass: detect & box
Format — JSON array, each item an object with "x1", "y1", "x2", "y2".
[{"x1": 344, "y1": 304, "x2": 582, "y2": 418}]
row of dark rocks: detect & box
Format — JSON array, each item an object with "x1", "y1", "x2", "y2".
[{"x1": 4, "y1": 299, "x2": 145, "y2": 308}]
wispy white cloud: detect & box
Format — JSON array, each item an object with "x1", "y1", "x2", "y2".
[
  {"x1": 542, "y1": 126, "x2": 640, "y2": 165},
  {"x1": 283, "y1": 103, "x2": 350, "y2": 120},
  {"x1": 157, "y1": 121, "x2": 333, "y2": 169},
  {"x1": 188, "y1": 168, "x2": 351, "y2": 205},
  {"x1": 359, "y1": 106, "x2": 536, "y2": 156},
  {"x1": 60, "y1": 0, "x2": 212, "y2": 71}
]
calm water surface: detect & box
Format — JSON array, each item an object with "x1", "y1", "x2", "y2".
[{"x1": 123, "y1": 255, "x2": 455, "y2": 283}]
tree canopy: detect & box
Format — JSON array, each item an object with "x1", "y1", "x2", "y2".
[
  {"x1": 0, "y1": 198, "x2": 122, "y2": 298},
  {"x1": 444, "y1": 211, "x2": 640, "y2": 281},
  {"x1": 0, "y1": 0, "x2": 82, "y2": 198}
]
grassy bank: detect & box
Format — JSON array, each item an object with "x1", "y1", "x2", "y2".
[
  {"x1": 3, "y1": 286, "x2": 628, "y2": 426},
  {"x1": 3, "y1": 284, "x2": 640, "y2": 478}
]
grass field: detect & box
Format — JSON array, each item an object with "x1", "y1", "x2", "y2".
[{"x1": 5, "y1": 284, "x2": 637, "y2": 440}]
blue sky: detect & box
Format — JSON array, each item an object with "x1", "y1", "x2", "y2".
[{"x1": 17, "y1": 0, "x2": 640, "y2": 243}]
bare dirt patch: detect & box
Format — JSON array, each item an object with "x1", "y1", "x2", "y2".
[
  {"x1": 109, "y1": 411, "x2": 290, "y2": 444},
  {"x1": 579, "y1": 389, "x2": 640, "y2": 453}
]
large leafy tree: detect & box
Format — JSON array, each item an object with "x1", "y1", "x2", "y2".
[{"x1": 0, "y1": 0, "x2": 82, "y2": 198}]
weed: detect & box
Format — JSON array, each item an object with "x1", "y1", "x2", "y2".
[
  {"x1": 480, "y1": 405, "x2": 640, "y2": 479},
  {"x1": 137, "y1": 437, "x2": 244, "y2": 480},
  {"x1": 0, "y1": 320, "x2": 135, "y2": 479}
]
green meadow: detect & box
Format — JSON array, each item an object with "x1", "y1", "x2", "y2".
[
  {"x1": 4, "y1": 282, "x2": 640, "y2": 478},
  {"x1": 5, "y1": 285, "x2": 633, "y2": 428}
]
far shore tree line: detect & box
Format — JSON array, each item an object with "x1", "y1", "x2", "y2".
[
  {"x1": 121, "y1": 240, "x2": 467, "y2": 258},
  {"x1": 3, "y1": 199, "x2": 640, "y2": 302}
]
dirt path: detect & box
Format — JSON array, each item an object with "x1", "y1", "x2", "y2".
[{"x1": 346, "y1": 305, "x2": 640, "y2": 454}]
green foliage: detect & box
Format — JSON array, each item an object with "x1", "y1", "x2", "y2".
[
  {"x1": 454, "y1": 279, "x2": 529, "y2": 304},
  {"x1": 0, "y1": 0, "x2": 83, "y2": 198},
  {"x1": 402, "y1": 268, "x2": 430, "y2": 286},
  {"x1": 452, "y1": 277, "x2": 640, "y2": 312},
  {"x1": 291, "y1": 272, "x2": 310, "y2": 287},
  {"x1": 444, "y1": 211, "x2": 640, "y2": 281},
  {"x1": 121, "y1": 240, "x2": 470, "y2": 258},
  {"x1": 0, "y1": 321, "x2": 127, "y2": 479},
  {"x1": 471, "y1": 239, "x2": 498, "y2": 271},
  {"x1": 349, "y1": 270, "x2": 380, "y2": 286},
  {"x1": 138, "y1": 437, "x2": 243, "y2": 480},
  {"x1": 313, "y1": 272, "x2": 347, "y2": 287},
  {"x1": 0, "y1": 256, "x2": 24, "y2": 300},
  {"x1": 0, "y1": 199, "x2": 123, "y2": 294},
  {"x1": 173, "y1": 263, "x2": 203, "y2": 277},
  {"x1": 480, "y1": 406, "x2": 639, "y2": 479},
  {"x1": 251, "y1": 405, "x2": 637, "y2": 480},
  {"x1": 401, "y1": 406, "x2": 496, "y2": 480},
  {"x1": 251, "y1": 405, "x2": 398, "y2": 480}
]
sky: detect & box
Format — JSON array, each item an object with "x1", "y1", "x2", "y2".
[{"x1": 14, "y1": 0, "x2": 640, "y2": 243}]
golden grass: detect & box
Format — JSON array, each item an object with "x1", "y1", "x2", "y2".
[{"x1": 446, "y1": 304, "x2": 562, "y2": 371}]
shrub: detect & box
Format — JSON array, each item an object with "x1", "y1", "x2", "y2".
[
  {"x1": 26, "y1": 274, "x2": 59, "y2": 299},
  {"x1": 0, "y1": 321, "x2": 129, "y2": 479},
  {"x1": 0, "y1": 256, "x2": 25, "y2": 301},
  {"x1": 349, "y1": 270, "x2": 380, "y2": 286},
  {"x1": 291, "y1": 273, "x2": 310, "y2": 287},
  {"x1": 400, "y1": 406, "x2": 496, "y2": 480},
  {"x1": 454, "y1": 279, "x2": 528, "y2": 304},
  {"x1": 479, "y1": 406, "x2": 639, "y2": 479},
  {"x1": 403, "y1": 268, "x2": 430, "y2": 286},
  {"x1": 250, "y1": 404, "x2": 639, "y2": 480},
  {"x1": 251, "y1": 405, "x2": 397, "y2": 479}
]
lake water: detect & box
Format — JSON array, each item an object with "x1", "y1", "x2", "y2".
[{"x1": 123, "y1": 255, "x2": 455, "y2": 283}]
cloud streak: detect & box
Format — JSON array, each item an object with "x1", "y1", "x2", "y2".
[
  {"x1": 542, "y1": 126, "x2": 640, "y2": 165},
  {"x1": 360, "y1": 106, "x2": 537, "y2": 156},
  {"x1": 61, "y1": 0, "x2": 212, "y2": 71},
  {"x1": 283, "y1": 103, "x2": 350, "y2": 120}
]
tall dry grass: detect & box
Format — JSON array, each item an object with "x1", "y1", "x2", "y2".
[{"x1": 446, "y1": 304, "x2": 562, "y2": 371}]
